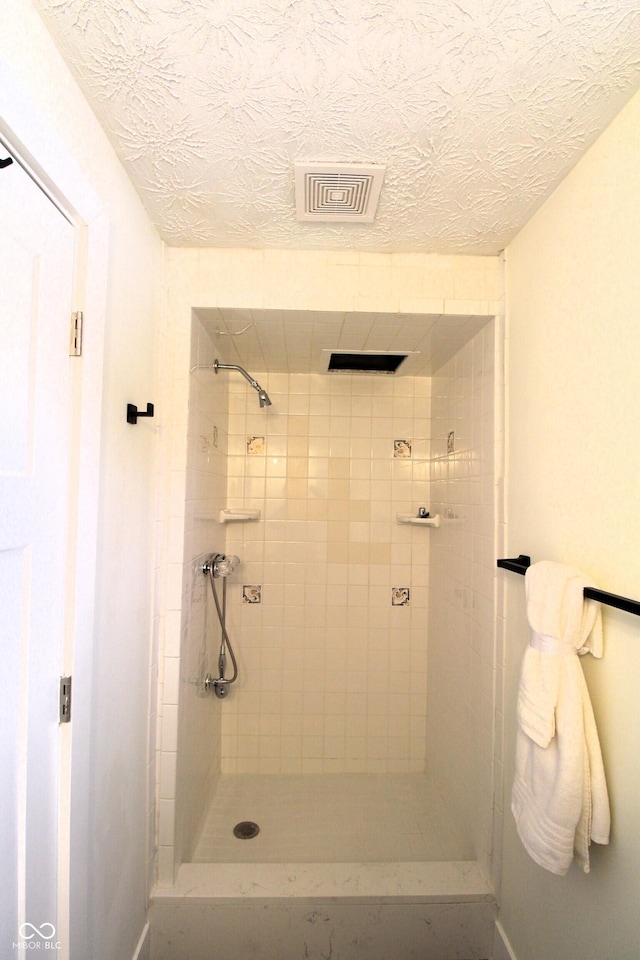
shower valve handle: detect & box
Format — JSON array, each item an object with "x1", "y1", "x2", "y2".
[
  {"x1": 204, "y1": 673, "x2": 230, "y2": 698},
  {"x1": 202, "y1": 553, "x2": 240, "y2": 578}
]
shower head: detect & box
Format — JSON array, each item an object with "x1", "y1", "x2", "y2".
[{"x1": 213, "y1": 359, "x2": 272, "y2": 407}]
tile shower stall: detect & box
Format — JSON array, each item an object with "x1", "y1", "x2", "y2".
[{"x1": 151, "y1": 253, "x2": 505, "y2": 960}]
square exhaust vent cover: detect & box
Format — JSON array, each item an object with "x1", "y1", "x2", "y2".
[
  {"x1": 295, "y1": 162, "x2": 386, "y2": 223},
  {"x1": 321, "y1": 350, "x2": 417, "y2": 375}
]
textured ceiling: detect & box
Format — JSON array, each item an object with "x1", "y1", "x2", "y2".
[{"x1": 35, "y1": 0, "x2": 640, "y2": 254}]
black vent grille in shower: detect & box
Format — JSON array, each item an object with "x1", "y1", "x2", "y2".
[{"x1": 327, "y1": 351, "x2": 409, "y2": 374}]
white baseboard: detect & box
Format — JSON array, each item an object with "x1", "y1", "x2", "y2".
[
  {"x1": 493, "y1": 920, "x2": 518, "y2": 960},
  {"x1": 131, "y1": 922, "x2": 150, "y2": 960}
]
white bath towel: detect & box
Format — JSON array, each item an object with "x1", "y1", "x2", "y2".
[{"x1": 511, "y1": 561, "x2": 610, "y2": 875}]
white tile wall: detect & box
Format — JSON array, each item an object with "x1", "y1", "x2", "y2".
[
  {"x1": 426, "y1": 318, "x2": 504, "y2": 882},
  {"x1": 166, "y1": 316, "x2": 230, "y2": 875},
  {"x1": 221, "y1": 371, "x2": 431, "y2": 774}
]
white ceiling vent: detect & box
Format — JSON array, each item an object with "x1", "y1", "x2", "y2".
[{"x1": 295, "y1": 162, "x2": 386, "y2": 223}]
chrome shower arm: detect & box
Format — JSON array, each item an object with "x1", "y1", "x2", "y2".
[
  {"x1": 213, "y1": 359, "x2": 272, "y2": 407},
  {"x1": 214, "y1": 360, "x2": 259, "y2": 390}
]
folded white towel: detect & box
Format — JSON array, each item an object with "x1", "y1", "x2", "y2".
[{"x1": 511, "y1": 561, "x2": 610, "y2": 875}]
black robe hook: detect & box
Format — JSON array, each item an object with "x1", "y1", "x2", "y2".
[
  {"x1": 0, "y1": 156, "x2": 14, "y2": 169},
  {"x1": 127, "y1": 402, "x2": 154, "y2": 424}
]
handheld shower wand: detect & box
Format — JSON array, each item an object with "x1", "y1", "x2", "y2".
[
  {"x1": 214, "y1": 359, "x2": 272, "y2": 407},
  {"x1": 202, "y1": 553, "x2": 240, "y2": 699}
]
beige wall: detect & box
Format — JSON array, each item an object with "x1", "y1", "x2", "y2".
[{"x1": 501, "y1": 88, "x2": 640, "y2": 959}]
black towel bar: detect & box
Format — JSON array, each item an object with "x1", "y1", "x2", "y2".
[{"x1": 497, "y1": 555, "x2": 640, "y2": 618}]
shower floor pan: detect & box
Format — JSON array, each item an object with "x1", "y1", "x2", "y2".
[
  {"x1": 151, "y1": 775, "x2": 495, "y2": 960},
  {"x1": 194, "y1": 773, "x2": 472, "y2": 863}
]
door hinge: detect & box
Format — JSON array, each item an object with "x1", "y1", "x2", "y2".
[
  {"x1": 59, "y1": 676, "x2": 72, "y2": 723},
  {"x1": 69, "y1": 311, "x2": 83, "y2": 357}
]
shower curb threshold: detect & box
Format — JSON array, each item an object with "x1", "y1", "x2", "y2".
[{"x1": 154, "y1": 860, "x2": 493, "y2": 905}]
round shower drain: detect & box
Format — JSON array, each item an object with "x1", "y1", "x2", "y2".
[{"x1": 233, "y1": 820, "x2": 260, "y2": 840}]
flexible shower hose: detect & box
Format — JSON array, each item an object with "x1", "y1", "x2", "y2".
[{"x1": 207, "y1": 564, "x2": 238, "y2": 686}]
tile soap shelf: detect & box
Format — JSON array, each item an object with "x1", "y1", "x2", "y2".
[
  {"x1": 219, "y1": 508, "x2": 261, "y2": 524},
  {"x1": 396, "y1": 513, "x2": 441, "y2": 527}
]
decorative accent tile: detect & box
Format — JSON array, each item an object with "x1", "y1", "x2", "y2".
[
  {"x1": 447, "y1": 430, "x2": 455, "y2": 454},
  {"x1": 394, "y1": 439, "x2": 412, "y2": 459},
  {"x1": 391, "y1": 587, "x2": 410, "y2": 606},
  {"x1": 243, "y1": 585, "x2": 262, "y2": 603},
  {"x1": 247, "y1": 436, "x2": 265, "y2": 455}
]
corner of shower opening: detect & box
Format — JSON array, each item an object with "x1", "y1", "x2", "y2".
[
  {"x1": 165, "y1": 316, "x2": 241, "y2": 882},
  {"x1": 162, "y1": 313, "x2": 500, "y2": 904}
]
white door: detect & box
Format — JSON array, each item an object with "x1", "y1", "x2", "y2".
[{"x1": 0, "y1": 152, "x2": 76, "y2": 954}]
